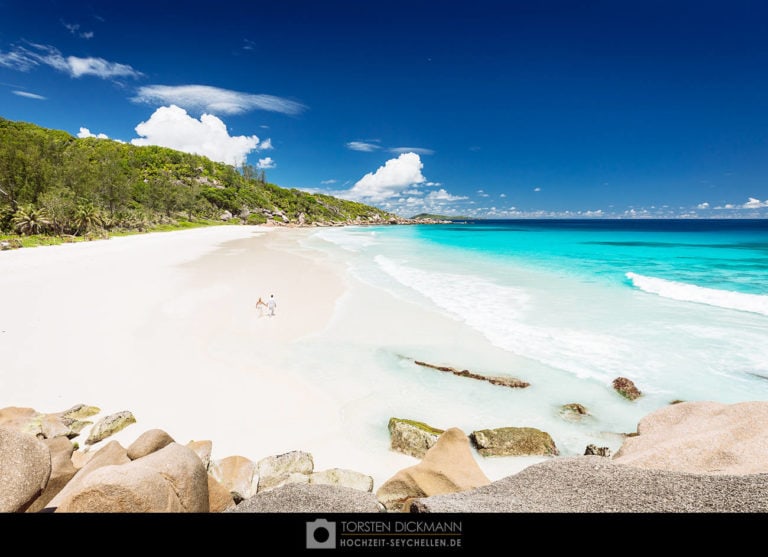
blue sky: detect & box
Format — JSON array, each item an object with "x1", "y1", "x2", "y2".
[{"x1": 1, "y1": 0, "x2": 767, "y2": 218}]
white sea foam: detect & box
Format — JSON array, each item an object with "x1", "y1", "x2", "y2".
[
  {"x1": 375, "y1": 255, "x2": 636, "y2": 382},
  {"x1": 314, "y1": 228, "x2": 378, "y2": 252},
  {"x1": 626, "y1": 272, "x2": 768, "y2": 317}
]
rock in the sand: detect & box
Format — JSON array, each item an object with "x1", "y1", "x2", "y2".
[
  {"x1": 85, "y1": 411, "x2": 136, "y2": 445},
  {"x1": 584, "y1": 444, "x2": 612, "y2": 457},
  {"x1": 413, "y1": 359, "x2": 530, "y2": 388},
  {"x1": 127, "y1": 429, "x2": 175, "y2": 460},
  {"x1": 47, "y1": 440, "x2": 130, "y2": 510},
  {"x1": 230, "y1": 483, "x2": 385, "y2": 513},
  {"x1": 258, "y1": 472, "x2": 310, "y2": 493},
  {"x1": 54, "y1": 443, "x2": 209, "y2": 512},
  {"x1": 26, "y1": 437, "x2": 77, "y2": 513},
  {"x1": 410, "y1": 456, "x2": 768, "y2": 513},
  {"x1": 612, "y1": 377, "x2": 642, "y2": 400},
  {"x1": 0, "y1": 405, "x2": 95, "y2": 440},
  {"x1": 209, "y1": 455, "x2": 257, "y2": 502},
  {"x1": 388, "y1": 417, "x2": 444, "y2": 459},
  {"x1": 310, "y1": 468, "x2": 374, "y2": 492},
  {"x1": 559, "y1": 403, "x2": 590, "y2": 421},
  {"x1": 0, "y1": 428, "x2": 51, "y2": 512},
  {"x1": 613, "y1": 400, "x2": 768, "y2": 474},
  {"x1": 256, "y1": 450, "x2": 314, "y2": 493},
  {"x1": 207, "y1": 474, "x2": 236, "y2": 512},
  {"x1": 376, "y1": 427, "x2": 491, "y2": 512},
  {"x1": 470, "y1": 426, "x2": 559, "y2": 457},
  {"x1": 187, "y1": 440, "x2": 213, "y2": 470}
]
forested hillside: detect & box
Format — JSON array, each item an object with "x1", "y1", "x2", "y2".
[{"x1": 0, "y1": 117, "x2": 393, "y2": 239}]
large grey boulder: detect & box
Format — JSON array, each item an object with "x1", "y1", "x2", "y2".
[
  {"x1": 53, "y1": 442, "x2": 209, "y2": 512},
  {"x1": 410, "y1": 456, "x2": 768, "y2": 513},
  {"x1": 376, "y1": 428, "x2": 491, "y2": 512},
  {"x1": 613, "y1": 401, "x2": 768, "y2": 474},
  {"x1": 0, "y1": 427, "x2": 51, "y2": 512},
  {"x1": 388, "y1": 418, "x2": 444, "y2": 459},
  {"x1": 470, "y1": 426, "x2": 559, "y2": 456},
  {"x1": 47, "y1": 440, "x2": 130, "y2": 510},
  {"x1": 229, "y1": 483, "x2": 385, "y2": 513},
  {"x1": 26, "y1": 437, "x2": 77, "y2": 513}
]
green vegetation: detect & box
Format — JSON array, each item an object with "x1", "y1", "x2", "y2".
[
  {"x1": 0, "y1": 116, "x2": 393, "y2": 247},
  {"x1": 409, "y1": 213, "x2": 474, "y2": 221}
]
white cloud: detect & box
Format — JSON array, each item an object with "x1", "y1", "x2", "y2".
[
  {"x1": 258, "y1": 138, "x2": 273, "y2": 150},
  {"x1": 346, "y1": 141, "x2": 381, "y2": 152},
  {"x1": 697, "y1": 202, "x2": 710, "y2": 209},
  {"x1": 131, "y1": 105, "x2": 262, "y2": 167},
  {"x1": 424, "y1": 181, "x2": 441, "y2": 187},
  {"x1": 12, "y1": 90, "x2": 46, "y2": 100},
  {"x1": 62, "y1": 22, "x2": 94, "y2": 39},
  {"x1": 344, "y1": 153, "x2": 426, "y2": 202},
  {"x1": 499, "y1": 193, "x2": 507, "y2": 198},
  {"x1": 132, "y1": 84, "x2": 305, "y2": 116},
  {"x1": 0, "y1": 43, "x2": 141, "y2": 79},
  {"x1": 426, "y1": 189, "x2": 468, "y2": 202},
  {"x1": 256, "y1": 157, "x2": 276, "y2": 169},
  {"x1": 743, "y1": 197, "x2": 768, "y2": 208},
  {"x1": 77, "y1": 127, "x2": 108, "y2": 139},
  {"x1": 401, "y1": 189, "x2": 422, "y2": 195},
  {"x1": 477, "y1": 189, "x2": 489, "y2": 197},
  {"x1": 321, "y1": 179, "x2": 337, "y2": 185},
  {"x1": 389, "y1": 147, "x2": 435, "y2": 155},
  {"x1": 533, "y1": 187, "x2": 541, "y2": 192}
]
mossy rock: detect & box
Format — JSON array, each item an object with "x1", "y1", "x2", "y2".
[
  {"x1": 558, "y1": 403, "x2": 590, "y2": 421},
  {"x1": 470, "y1": 426, "x2": 559, "y2": 457},
  {"x1": 388, "y1": 418, "x2": 444, "y2": 459},
  {"x1": 612, "y1": 377, "x2": 642, "y2": 401}
]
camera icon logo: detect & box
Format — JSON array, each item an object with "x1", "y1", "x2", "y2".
[{"x1": 306, "y1": 519, "x2": 336, "y2": 549}]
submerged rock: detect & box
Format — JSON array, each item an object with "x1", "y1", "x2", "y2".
[
  {"x1": 612, "y1": 377, "x2": 642, "y2": 401},
  {"x1": 470, "y1": 426, "x2": 559, "y2": 457},
  {"x1": 559, "y1": 403, "x2": 590, "y2": 421},
  {"x1": 584, "y1": 444, "x2": 612, "y2": 457},
  {"x1": 411, "y1": 359, "x2": 530, "y2": 388},
  {"x1": 388, "y1": 418, "x2": 444, "y2": 459}
]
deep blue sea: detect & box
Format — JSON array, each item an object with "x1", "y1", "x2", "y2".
[{"x1": 301, "y1": 219, "x2": 768, "y2": 473}]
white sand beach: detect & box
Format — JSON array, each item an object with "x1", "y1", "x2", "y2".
[{"x1": 2, "y1": 225, "x2": 552, "y2": 489}]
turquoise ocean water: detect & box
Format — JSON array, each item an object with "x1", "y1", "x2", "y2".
[
  {"x1": 312, "y1": 219, "x2": 768, "y2": 402},
  {"x1": 294, "y1": 219, "x2": 768, "y2": 474}
]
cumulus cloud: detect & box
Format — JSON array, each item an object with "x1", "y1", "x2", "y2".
[
  {"x1": 256, "y1": 157, "x2": 276, "y2": 169},
  {"x1": 132, "y1": 84, "x2": 305, "y2": 116},
  {"x1": 743, "y1": 197, "x2": 768, "y2": 208},
  {"x1": 12, "y1": 90, "x2": 46, "y2": 100},
  {"x1": 424, "y1": 181, "x2": 441, "y2": 187},
  {"x1": 534, "y1": 187, "x2": 541, "y2": 192},
  {"x1": 477, "y1": 189, "x2": 489, "y2": 197},
  {"x1": 321, "y1": 179, "x2": 337, "y2": 184},
  {"x1": 499, "y1": 193, "x2": 507, "y2": 198},
  {"x1": 426, "y1": 189, "x2": 468, "y2": 202},
  {"x1": 697, "y1": 202, "x2": 710, "y2": 209},
  {"x1": 78, "y1": 127, "x2": 108, "y2": 139},
  {"x1": 343, "y1": 153, "x2": 426, "y2": 202},
  {"x1": 131, "y1": 105, "x2": 263, "y2": 167},
  {"x1": 0, "y1": 43, "x2": 141, "y2": 79},
  {"x1": 389, "y1": 147, "x2": 435, "y2": 155},
  {"x1": 346, "y1": 141, "x2": 381, "y2": 152}
]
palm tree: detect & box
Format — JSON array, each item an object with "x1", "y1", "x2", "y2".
[
  {"x1": 12, "y1": 205, "x2": 51, "y2": 235},
  {"x1": 74, "y1": 201, "x2": 103, "y2": 235}
]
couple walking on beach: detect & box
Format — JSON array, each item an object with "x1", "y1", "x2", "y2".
[{"x1": 256, "y1": 294, "x2": 277, "y2": 317}]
